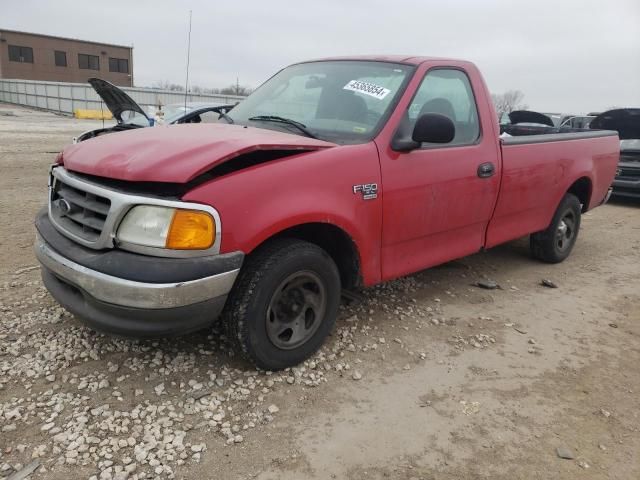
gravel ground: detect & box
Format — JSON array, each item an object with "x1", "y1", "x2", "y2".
[{"x1": 0, "y1": 104, "x2": 639, "y2": 480}]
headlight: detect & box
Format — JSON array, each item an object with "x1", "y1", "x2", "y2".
[{"x1": 117, "y1": 205, "x2": 215, "y2": 250}]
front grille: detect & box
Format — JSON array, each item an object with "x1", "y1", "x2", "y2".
[
  {"x1": 617, "y1": 165, "x2": 640, "y2": 180},
  {"x1": 50, "y1": 178, "x2": 111, "y2": 242},
  {"x1": 46, "y1": 166, "x2": 221, "y2": 256}
]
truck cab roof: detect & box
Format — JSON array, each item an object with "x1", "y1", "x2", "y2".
[{"x1": 299, "y1": 55, "x2": 470, "y2": 66}]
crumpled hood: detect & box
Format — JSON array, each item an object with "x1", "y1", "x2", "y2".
[{"x1": 61, "y1": 123, "x2": 336, "y2": 183}]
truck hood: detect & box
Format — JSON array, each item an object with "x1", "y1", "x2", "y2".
[
  {"x1": 590, "y1": 108, "x2": 640, "y2": 140},
  {"x1": 61, "y1": 123, "x2": 336, "y2": 183},
  {"x1": 89, "y1": 78, "x2": 150, "y2": 125},
  {"x1": 508, "y1": 110, "x2": 554, "y2": 127}
]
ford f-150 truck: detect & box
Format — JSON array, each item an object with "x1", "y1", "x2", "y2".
[{"x1": 35, "y1": 56, "x2": 619, "y2": 370}]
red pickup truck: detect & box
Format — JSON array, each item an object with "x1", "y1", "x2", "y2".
[{"x1": 35, "y1": 56, "x2": 619, "y2": 369}]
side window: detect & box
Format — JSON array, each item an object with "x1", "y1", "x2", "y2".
[
  {"x1": 109, "y1": 57, "x2": 129, "y2": 73},
  {"x1": 8, "y1": 45, "x2": 34, "y2": 63},
  {"x1": 408, "y1": 69, "x2": 480, "y2": 145},
  {"x1": 78, "y1": 54, "x2": 100, "y2": 70},
  {"x1": 54, "y1": 51, "x2": 67, "y2": 67}
]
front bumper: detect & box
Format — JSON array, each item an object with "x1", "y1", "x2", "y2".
[
  {"x1": 611, "y1": 178, "x2": 640, "y2": 199},
  {"x1": 612, "y1": 161, "x2": 640, "y2": 199},
  {"x1": 35, "y1": 210, "x2": 243, "y2": 336}
]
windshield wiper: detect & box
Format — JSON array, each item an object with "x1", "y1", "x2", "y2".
[{"x1": 248, "y1": 115, "x2": 317, "y2": 138}]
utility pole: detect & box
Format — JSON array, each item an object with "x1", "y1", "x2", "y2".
[
  {"x1": 236, "y1": 77, "x2": 240, "y2": 96},
  {"x1": 184, "y1": 10, "x2": 192, "y2": 111}
]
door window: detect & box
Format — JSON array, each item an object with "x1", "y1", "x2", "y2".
[{"x1": 408, "y1": 69, "x2": 480, "y2": 145}]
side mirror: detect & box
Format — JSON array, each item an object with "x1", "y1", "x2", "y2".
[
  {"x1": 412, "y1": 113, "x2": 455, "y2": 144},
  {"x1": 391, "y1": 113, "x2": 456, "y2": 151}
]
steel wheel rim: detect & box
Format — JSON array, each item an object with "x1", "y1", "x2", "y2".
[
  {"x1": 556, "y1": 210, "x2": 576, "y2": 252},
  {"x1": 266, "y1": 271, "x2": 327, "y2": 350}
]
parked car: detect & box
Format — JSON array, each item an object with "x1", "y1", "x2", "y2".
[
  {"x1": 158, "y1": 102, "x2": 233, "y2": 124},
  {"x1": 500, "y1": 110, "x2": 569, "y2": 136},
  {"x1": 590, "y1": 108, "x2": 640, "y2": 198},
  {"x1": 560, "y1": 115, "x2": 596, "y2": 129},
  {"x1": 543, "y1": 112, "x2": 575, "y2": 127},
  {"x1": 35, "y1": 56, "x2": 619, "y2": 369},
  {"x1": 508, "y1": 110, "x2": 555, "y2": 127},
  {"x1": 73, "y1": 78, "x2": 235, "y2": 143},
  {"x1": 501, "y1": 111, "x2": 598, "y2": 137}
]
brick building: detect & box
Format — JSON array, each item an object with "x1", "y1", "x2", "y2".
[{"x1": 0, "y1": 29, "x2": 133, "y2": 86}]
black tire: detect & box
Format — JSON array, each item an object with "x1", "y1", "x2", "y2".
[
  {"x1": 530, "y1": 193, "x2": 582, "y2": 263},
  {"x1": 222, "y1": 238, "x2": 341, "y2": 370}
]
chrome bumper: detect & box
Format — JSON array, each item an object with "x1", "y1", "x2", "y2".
[{"x1": 35, "y1": 233, "x2": 239, "y2": 310}]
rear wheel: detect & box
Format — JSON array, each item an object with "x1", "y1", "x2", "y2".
[
  {"x1": 530, "y1": 193, "x2": 582, "y2": 263},
  {"x1": 222, "y1": 238, "x2": 341, "y2": 370}
]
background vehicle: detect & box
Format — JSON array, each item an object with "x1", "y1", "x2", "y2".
[
  {"x1": 160, "y1": 102, "x2": 232, "y2": 124},
  {"x1": 508, "y1": 110, "x2": 554, "y2": 127},
  {"x1": 543, "y1": 112, "x2": 577, "y2": 127},
  {"x1": 35, "y1": 56, "x2": 619, "y2": 370},
  {"x1": 73, "y1": 78, "x2": 235, "y2": 143},
  {"x1": 560, "y1": 115, "x2": 596, "y2": 129},
  {"x1": 591, "y1": 108, "x2": 640, "y2": 198}
]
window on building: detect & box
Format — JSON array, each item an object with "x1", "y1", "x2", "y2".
[
  {"x1": 78, "y1": 53, "x2": 100, "y2": 70},
  {"x1": 54, "y1": 50, "x2": 67, "y2": 67},
  {"x1": 8, "y1": 45, "x2": 34, "y2": 63},
  {"x1": 108, "y1": 57, "x2": 129, "y2": 74}
]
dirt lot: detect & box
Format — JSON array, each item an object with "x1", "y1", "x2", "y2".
[{"x1": 0, "y1": 104, "x2": 638, "y2": 480}]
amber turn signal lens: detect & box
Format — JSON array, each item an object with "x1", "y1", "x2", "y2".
[{"x1": 165, "y1": 210, "x2": 215, "y2": 250}]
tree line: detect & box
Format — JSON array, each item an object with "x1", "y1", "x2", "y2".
[
  {"x1": 491, "y1": 90, "x2": 528, "y2": 119},
  {"x1": 150, "y1": 80, "x2": 253, "y2": 96}
]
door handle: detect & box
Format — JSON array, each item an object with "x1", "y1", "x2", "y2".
[{"x1": 477, "y1": 162, "x2": 495, "y2": 178}]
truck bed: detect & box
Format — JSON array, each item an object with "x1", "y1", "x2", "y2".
[
  {"x1": 500, "y1": 124, "x2": 616, "y2": 140},
  {"x1": 485, "y1": 129, "x2": 619, "y2": 248}
]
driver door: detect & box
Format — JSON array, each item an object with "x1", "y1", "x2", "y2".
[{"x1": 379, "y1": 68, "x2": 501, "y2": 280}]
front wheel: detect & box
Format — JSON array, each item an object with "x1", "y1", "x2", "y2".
[
  {"x1": 222, "y1": 239, "x2": 341, "y2": 370},
  {"x1": 530, "y1": 193, "x2": 582, "y2": 263}
]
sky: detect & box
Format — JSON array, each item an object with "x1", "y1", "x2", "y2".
[{"x1": 2, "y1": 0, "x2": 639, "y2": 113}]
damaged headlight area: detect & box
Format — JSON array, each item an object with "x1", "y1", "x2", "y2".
[{"x1": 117, "y1": 205, "x2": 215, "y2": 250}]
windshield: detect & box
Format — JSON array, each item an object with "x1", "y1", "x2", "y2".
[{"x1": 227, "y1": 61, "x2": 414, "y2": 143}]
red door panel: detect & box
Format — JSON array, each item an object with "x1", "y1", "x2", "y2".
[
  {"x1": 379, "y1": 140, "x2": 500, "y2": 280},
  {"x1": 375, "y1": 62, "x2": 501, "y2": 281}
]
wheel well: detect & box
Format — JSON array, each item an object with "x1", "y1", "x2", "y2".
[
  {"x1": 257, "y1": 223, "x2": 362, "y2": 289},
  {"x1": 567, "y1": 177, "x2": 592, "y2": 212}
]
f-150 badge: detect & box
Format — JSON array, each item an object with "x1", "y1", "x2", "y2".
[{"x1": 353, "y1": 183, "x2": 378, "y2": 200}]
